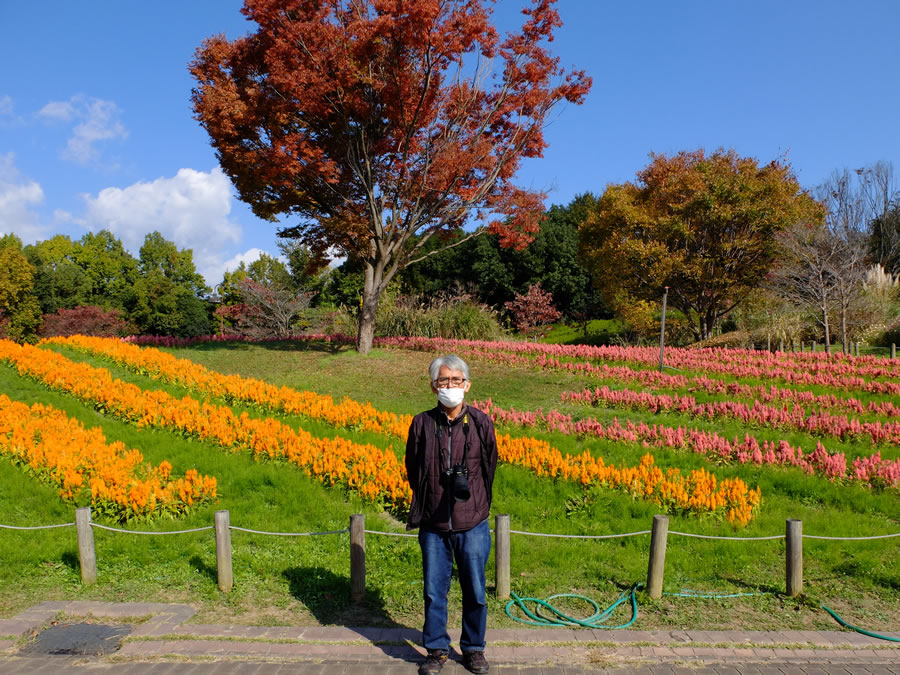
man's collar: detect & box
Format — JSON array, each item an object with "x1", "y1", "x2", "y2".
[{"x1": 435, "y1": 403, "x2": 468, "y2": 425}]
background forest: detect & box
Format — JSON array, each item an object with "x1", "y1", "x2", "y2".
[{"x1": 2, "y1": 157, "x2": 899, "y2": 353}]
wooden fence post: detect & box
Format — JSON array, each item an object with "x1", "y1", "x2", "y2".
[
  {"x1": 75, "y1": 507, "x2": 97, "y2": 585},
  {"x1": 646, "y1": 514, "x2": 669, "y2": 599},
  {"x1": 214, "y1": 510, "x2": 233, "y2": 592},
  {"x1": 350, "y1": 514, "x2": 366, "y2": 604},
  {"x1": 495, "y1": 514, "x2": 510, "y2": 600},
  {"x1": 786, "y1": 519, "x2": 803, "y2": 597}
]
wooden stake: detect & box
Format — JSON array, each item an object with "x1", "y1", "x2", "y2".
[
  {"x1": 214, "y1": 510, "x2": 233, "y2": 592},
  {"x1": 495, "y1": 514, "x2": 510, "y2": 600},
  {"x1": 646, "y1": 514, "x2": 669, "y2": 599},
  {"x1": 786, "y1": 519, "x2": 803, "y2": 597},
  {"x1": 75, "y1": 507, "x2": 97, "y2": 585}
]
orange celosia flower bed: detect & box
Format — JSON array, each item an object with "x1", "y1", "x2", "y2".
[
  {"x1": 2, "y1": 340, "x2": 412, "y2": 509},
  {"x1": 497, "y1": 434, "x2": 761, "y2": 527},
  {"x1": 32, "y1": 337, "x2": 761, "y2": 525},
  {"x1": 0, "y1": 394, "x2": 216, "y2": 521},
  {"x1": 42, "y1": 335, "x2": 411, "y2": 439}
]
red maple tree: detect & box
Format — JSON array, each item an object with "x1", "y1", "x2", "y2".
[
  {"x1": 505, "y1": 283, "x2": 561, "y2": 339},
  {"x1": 190, "y1": 0, "x2": 590, "y2": 353}
]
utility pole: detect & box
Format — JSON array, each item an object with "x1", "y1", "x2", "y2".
[{"x1": 658, "y1": 287, "x2": 668, "y2": 372}]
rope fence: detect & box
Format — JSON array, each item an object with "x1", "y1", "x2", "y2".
[
  {"x1": 0, "y1": 522, "x2": 75, "y2": 530},
  {"x1": 3, "y1": 509, "x2": 899, "y2": 600},
  {"x1": 509, "y1": 529, "x2": 651, "y2": 539},
  {"x1": 90, "y1": 523, "x2": 214, "y2": 535}
]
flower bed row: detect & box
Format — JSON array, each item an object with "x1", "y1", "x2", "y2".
[
  {"x1": 498, "y1": 443, "x2": 761, "y2": 527},
  {"x1": 379, "y1": 337, "x2": 900, "y2": 419},
  {"x1": 6, "y1": 339, "x2": 761, "y2": 526},
  {"x1": 472, "y1": 399, "x2": 900, "y2": 489},
  {"x1": 0, "y1": 394, "x2": 216, "y2": 521},
  {"x1": 561, "y1": 386, "x2": 900, "y2": 447},
  {"x1": 378, "y1": 336, "x2": 900, "y2": 382},
  {"x1": 378, "y1": 336, "x2": 900, "y2": 397},
  {"x1": 44, "y1": 335, "x2": 410, "y2": 439}
]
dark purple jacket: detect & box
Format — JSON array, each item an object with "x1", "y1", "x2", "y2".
[{"x1": 405, "y1": 405, "x2": 498, "y2": 532}]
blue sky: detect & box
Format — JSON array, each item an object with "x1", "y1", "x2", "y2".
[{"x1": 2, "y1": 1, "x2": 898, "y2": 287}]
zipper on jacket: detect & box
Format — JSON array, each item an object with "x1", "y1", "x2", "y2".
[{"x1": 446, "y1": 423, "x2": 453, "y2": 531}]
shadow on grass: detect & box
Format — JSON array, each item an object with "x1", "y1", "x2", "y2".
[
  {"x1": 283, "y1": 565, "x2": 411, "y2": 630},
  {"x1": 189, "y1": 339, "x2": 350, "y2": 356},
  {"x1": 721, "y1": 576, "x2": 783, "y2": 597},
  {"x1": 561, "y1": 329, "x2": 614, "y2": 347},
  {"x1": 189, "y1": 555, "x2": 218, "y2": 586},
  {"x1": 61, "y1": 550, "x2": 80, "y2": 573}
]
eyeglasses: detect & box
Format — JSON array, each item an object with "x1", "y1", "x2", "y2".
[{"x1": 434, "y1": 377, "x2": 467, "y2": 387}]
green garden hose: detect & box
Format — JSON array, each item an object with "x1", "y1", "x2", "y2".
[
  {"x1": 820, "y1": 603, "x2": 900, "y2": 642},
  {"x1": 505, "y1": 585, "x2": 899, "y2": 642},
  {"x1": 504, "y1": 584, "x2": 641, "y2": 629}
]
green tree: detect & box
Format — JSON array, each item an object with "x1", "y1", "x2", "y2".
[
  {"x1": 396, "y1": 194, "x2": 602, "y2": 320},
  {"x1": 0, "y1": 236, "x2": 42, "y2": 342},
  {"x1": 579, "y1": 149, "x2": 824, "y2": 341},
  {"x1": 72, "y1": 230, "x2": 139, "y2": 310},
  {"x1": 125, "y1": 232, "x2": 214, "y2": 336},
  {"x1": 138, "y1": 231, "x2": 209, "y2": 295},
  {"x1": 24, "y1": 235, "x2": 92, "y2": 314},
  {"x1": 277, "y1": 240, "x2": 331, "y2": 296},
  {"x1": 127, "y1": 271, "x2": 212, "y2": 337},
  {"x1": 246, "y1": 253, "x2": 293, "y2": 290}
]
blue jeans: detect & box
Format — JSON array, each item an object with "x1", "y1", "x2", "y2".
[{"x1": 418, "y1": 519, "x2": 492, "y2": 653}]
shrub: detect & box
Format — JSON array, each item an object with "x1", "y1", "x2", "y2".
[
  {"x1": 338, "y1": 292, "x2": 504, "y2": 341},
  {"x1": 871, "y1": 316, "x2": 900, "y2": 348},
  {"x1": 40, "y1": 305, "x2": 131, "y2": 338}
]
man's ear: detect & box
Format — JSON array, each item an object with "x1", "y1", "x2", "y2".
[{"x1": 463, "y1": 380, "x2": 471, "y2": 393}]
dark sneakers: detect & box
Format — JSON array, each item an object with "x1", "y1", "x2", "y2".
[
  {"x1": 462, "y1": 650, "x2": 490, "y2": 674},
  {"x1": 419, "y1": 649, "x2": 449, "y2": 674}
]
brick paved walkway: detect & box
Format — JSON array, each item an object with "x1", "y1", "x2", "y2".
[{"x1": 1, "y1": 601, "x2": 899, "y2": 674}]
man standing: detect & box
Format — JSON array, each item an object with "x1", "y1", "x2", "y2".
[{"x1": 405, "y1": 355, "x2": 498, "y2": 675}]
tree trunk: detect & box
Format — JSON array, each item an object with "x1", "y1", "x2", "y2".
[
  {"x1": 356, "y1": 262, "x2": 381, "y2": 355},
  {"x1": 841, "y1": 303, "x2": 849, "y2": 354},
  {"x1": 698, "y1": 316, "x2": 709, "y2": 341},
  {"x1": 822, "y1": 305, "x2": 831, "y2": 355}
]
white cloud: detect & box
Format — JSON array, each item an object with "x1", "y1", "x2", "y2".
[
  {"x1": 0, "y1": 152, "x2": 49, "y2": 244},
  {"x1": 38, "y1": 100, "x2": 75, "y2": 121},
  {"x1": 39, "y1": 95, "x2": 127, "y2": 164},
  {"x1": 81, "y1": 167, "x2": 243, "y2": 286},
  {"x1": 222, "y1": 248, "x2": 266, "y2": 274},
  {"x1": 0, "y1": 95, "x2": 13, "y2": 117}
]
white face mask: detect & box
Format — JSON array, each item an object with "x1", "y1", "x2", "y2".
[{"x1": 437, "y1": 387, "x2": 465, "y2": 409}]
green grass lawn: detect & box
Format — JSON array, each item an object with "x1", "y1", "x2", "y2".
[
  {"x1": 1, "y1": 340, "x2": 898, "y2": 633},
  {"x1": 543, "y1": 319, "x2": 624, "y2": 346}
]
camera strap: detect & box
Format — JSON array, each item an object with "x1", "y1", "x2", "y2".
[
  {"x1": 433, "y1": 412, "x2": 471, "y2": 470},
  {"x1": 462, "y1": 414, "x2": 471, "y2": 465}
]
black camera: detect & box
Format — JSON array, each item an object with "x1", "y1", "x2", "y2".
[{"x1": 442, "y1": 465, "x2": 470, "y2": 502}]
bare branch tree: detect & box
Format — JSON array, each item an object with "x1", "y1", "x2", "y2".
[
  {"x1": 816, "y1": 170, "x2": 870, "y2": 352},
  {"x1": 771, "y1": 222, "x2": 841, "y2": 354},
  {"x1": 857, "y1": 161, "x2": 900, "y2": 274},
  {"x1": 235, "y1": 278, "x2": 312, "y2": 339}
]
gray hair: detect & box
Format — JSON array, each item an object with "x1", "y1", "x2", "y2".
[{"x1": 429, "y1": 354, "x2": 470, "y2": 382}]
